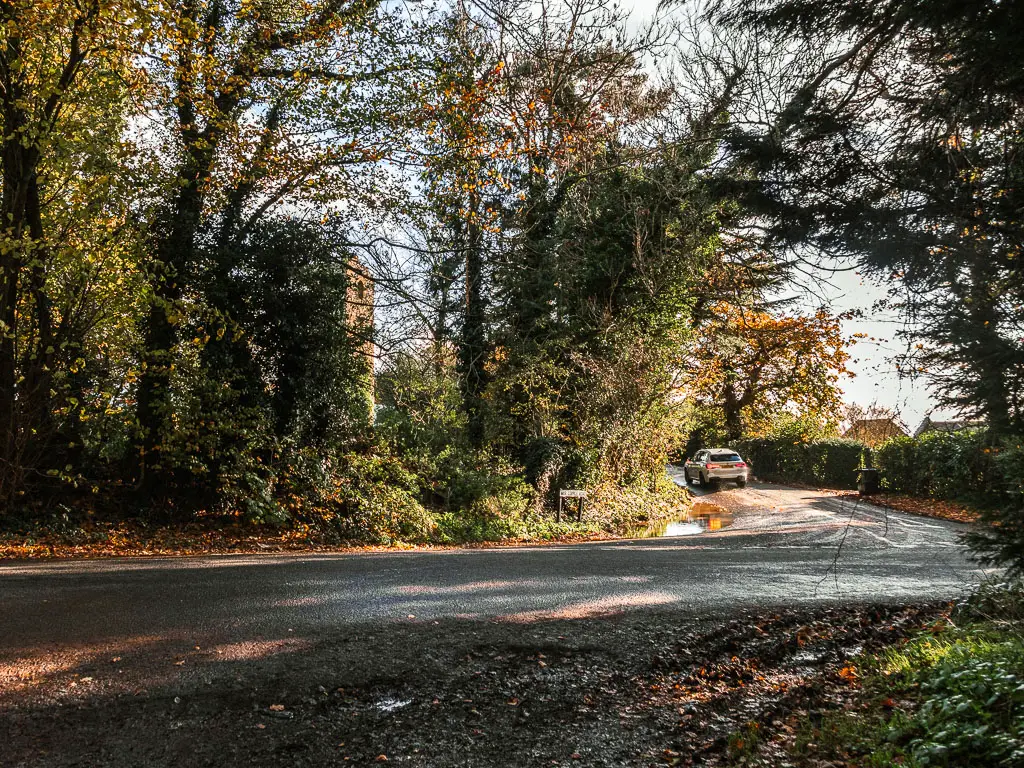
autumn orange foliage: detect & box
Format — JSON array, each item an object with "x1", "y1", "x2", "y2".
[{"x1": 689, "y1": 303, "x2": 852, "y2": 439}]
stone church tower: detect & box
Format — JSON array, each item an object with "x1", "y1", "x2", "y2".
[{"x1": 346, "y1": 257, "x2": 375, "y2": 421}]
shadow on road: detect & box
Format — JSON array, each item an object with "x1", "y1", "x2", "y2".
[{"x1": 0, "y1": 598, "x2": 955, "y2": 768}]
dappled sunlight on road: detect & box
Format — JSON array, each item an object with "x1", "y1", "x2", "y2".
[
  {"x1": 394, "y1": 579, "x2": 548, "y2": 596},
  {"x1": 0, "y1": 631, "x2": 317, "y2": 708},
  {"x1": 208, "y1": 637, "x2": 314, "y2": 662},
  {"x1": 499, "y1": 591, "x2": 679, "y2": 623},
  {"x1": 0, "y1": 479, "x2": 982, "y2": 722}
]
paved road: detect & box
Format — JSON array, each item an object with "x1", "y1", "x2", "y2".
[
  {"x1": 0, "y1": 477, "x2": 984, "y2": 671},
  {"x1": 5, "y1": 477, "x2": 984, "y2": 768}
]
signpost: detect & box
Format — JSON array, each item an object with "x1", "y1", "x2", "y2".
[{"x1": 558, "y1": 489, "x2": 588, "y2": 522}]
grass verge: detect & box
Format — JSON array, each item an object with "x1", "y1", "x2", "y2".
[{"x1": 774, "y1": 581, "x2": 1024, "y2": 768}]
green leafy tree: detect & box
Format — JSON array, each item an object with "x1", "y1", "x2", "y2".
[
  {"x1": 0, "y1": 0, "x2": 147, "y2": 507},
  {"x1": 134, "y1": 0, "x2": 415, "y2": 494}
]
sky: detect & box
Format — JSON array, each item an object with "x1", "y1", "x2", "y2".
[{"x1": 787, "y1": 268, "x2": 955, "y2": 432}]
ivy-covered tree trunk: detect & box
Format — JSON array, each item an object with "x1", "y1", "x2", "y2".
[
  {"x1": 135, "y1": 169, "x2": 206, "y2": 493},
  {"x1": 0, "y1": 140, "x2": 30, "y2": 502},
  {"x1": 509, "y1": 170, "x2": 560, "y2": 343},
  {"x1": 0, "y1": 70, "x2": 56, "y2": 502},
  {"x1": 723, "y1": 381, "x2": 745, "y2": 442},
  {"x1": 459, "y1": 191, "x2": 487, "y2": 448}
]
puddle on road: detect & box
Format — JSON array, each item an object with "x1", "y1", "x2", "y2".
[{"x1": 640, "y1": 501, "x2": 734, "y2": 538}]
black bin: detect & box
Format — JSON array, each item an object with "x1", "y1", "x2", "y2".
[{"x1": 855, "y1": 468, "x2": 880, "y2": 496}]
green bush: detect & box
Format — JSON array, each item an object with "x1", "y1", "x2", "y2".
[
  {"x1": 734, "y1": 437, "x2": 805, "y2": 483},
  {"x1": 282, "y1": 449, "x2": 435, "y2": 544},
  {"x1": 588, "y1": 474, "x2": 690, "y2": 535},
  {"x1": 875, "y1": 436, "x2": 923, "y2": 494},
  {"x1": 734, "y1": 436, "x2": 865, "y2": 490},
  {"x1": 875, "y1": 429, "x2": 999, "y2": 501},
  {"x1": 994, "y1": 444, "x2": 1024, "y2": 503},
  {"x1": 805, "y1": 438, "x2": 865, "y2": 488},
  {"x1": 969, "y1": 447, "x2": 1024, "y2": 576}
]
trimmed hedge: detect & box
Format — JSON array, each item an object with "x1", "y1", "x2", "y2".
[
  {"x1": 730, "y1": 429, "x2": 1023, "y2": 503},
  {"x1": 875, "y1": 429, "x2": 1019, "y2": 506},
  {"x1": 735, "y1": 437, "x2": 866, "y2": 490}
]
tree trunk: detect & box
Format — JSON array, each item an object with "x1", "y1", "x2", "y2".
[
  {"x1": 135, "y1": 176, "x2": 205, "y2": 493},
  {"x1": 0, "y1": 60, "x2": 36, "y2": 502},
  {"x1": 460, "y1": 190, "x2": 487, "y2": 448},
  {"x1": 722, "y1": 378, "x2": 744, "y2": 442},
  {"x1": 24, "y1": 174, "x2": 56, "y2": 430}
]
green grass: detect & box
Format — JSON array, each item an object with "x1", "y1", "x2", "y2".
[
  {"x1": 430, "y1": 510, "x2": 607, "y2": 544},
  {"x1": 727, "y1": 721, "x2": 764, "y2": 763}
]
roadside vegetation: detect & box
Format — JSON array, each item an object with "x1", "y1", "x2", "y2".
[{"x1": 774, "y1": 581, "x2": 1024, "y2": 768}]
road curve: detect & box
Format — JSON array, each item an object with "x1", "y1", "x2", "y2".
[{"x1": 1, "y1": 476, "x2": 984, "y2": 666}]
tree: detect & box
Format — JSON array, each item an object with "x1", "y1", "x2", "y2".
[
  {"x1": 132, "y1": 0, "x2": 416, "y2": 493},
  {"x1": 416, "y1": 8, "x2": 505, "y2": 447},
  {"x1": 715, "y1": 0, "x2": 1024, "y2": 437},
  {"x1": 689, "y1": 304, "x2": 851, "y2": 441},
  {"x1": 0, "y1": 0, "x2": 145, "y2": 506},
  {"x1": 408, "y1": 0, "x2": 680, "y2": 477}
]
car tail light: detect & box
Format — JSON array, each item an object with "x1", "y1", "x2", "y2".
[
  {"x1": 706, "y1": 463, "x2": 720, "y2": 469},
  {"x1": 735, "y1": 462, "x2": 746, "y2": 468}
]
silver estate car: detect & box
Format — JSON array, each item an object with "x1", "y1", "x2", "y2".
[{"x1": 683, "y1": 448, "x2": 749, "y2": 488}]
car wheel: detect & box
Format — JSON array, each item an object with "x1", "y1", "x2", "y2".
[
  {"x1": 699, "y1": 472, "x2": 709, "y2": 489},
  {"x1": 736, "y1": 478, "x2": 747, "y2": 488}
]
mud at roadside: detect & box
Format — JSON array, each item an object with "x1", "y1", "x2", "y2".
[{"x1": 1, "y1": 601, "x2": 949, "y2": 767}]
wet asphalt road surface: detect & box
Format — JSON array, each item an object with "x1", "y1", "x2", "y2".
[{"x1": 1, "y1": 476, "x2": 983, "y2": 676}]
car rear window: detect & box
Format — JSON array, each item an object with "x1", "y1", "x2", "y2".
[{"x1": 710, "y1": 453, "x2": 741, "y2": 462}]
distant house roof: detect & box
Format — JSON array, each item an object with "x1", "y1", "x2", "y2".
[
  {"x1": 842, "y1": 417, "x2": 908, "y2": 446},
  {"x1": 913, "y1": 416, "x2": 986, "y2": 438}
]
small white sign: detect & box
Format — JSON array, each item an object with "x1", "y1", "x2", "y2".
[{"x1": 559, "y1": 489, "x2": 587, "y2": 498}]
